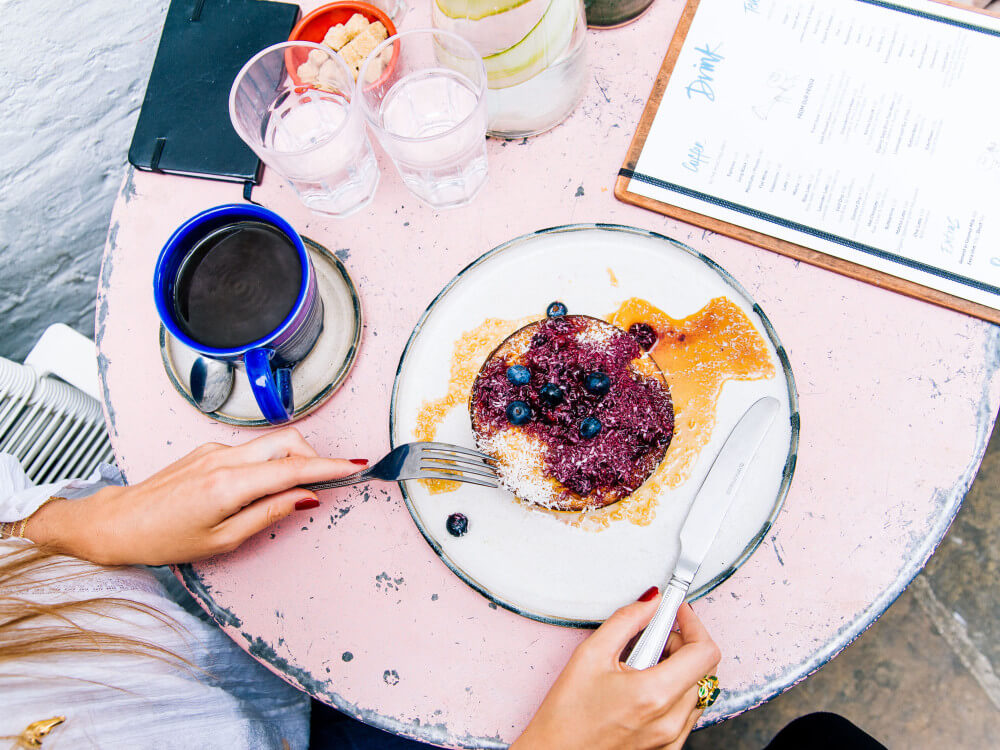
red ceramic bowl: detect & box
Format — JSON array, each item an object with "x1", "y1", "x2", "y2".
[
  {"x1": 287, "y1": 2, "x2": 398, "y2": 88},
  {"x1": 290, "y1": 1, "x2": 396, "y2": 44}
]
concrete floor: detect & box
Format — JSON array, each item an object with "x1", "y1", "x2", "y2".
[{"x1": 687, "y1": 417, "x2": 1000, "y2": 748}]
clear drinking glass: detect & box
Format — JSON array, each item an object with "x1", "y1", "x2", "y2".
[
  {"x1": 229, "y1": 42, "x2": 379, "y2": 217},
  {"x1": 357, "y1": 29, "x2": 489, "y2": 210},
  {"x1": 370, "y1": 0, "x2": 408, "y2": 24}
]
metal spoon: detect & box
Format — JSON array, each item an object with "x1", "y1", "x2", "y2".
[{"x1": 190, "y1": 356, "x2": 234, "y2": 413}]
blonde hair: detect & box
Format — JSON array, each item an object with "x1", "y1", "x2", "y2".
[
  {"x1": 0, "y1": 544, "x2": 199, "y2": 747},
  {"x1": 0, "y1": 543, "x2": 188, "y2": 669}
]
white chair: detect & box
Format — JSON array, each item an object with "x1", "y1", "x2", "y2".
[{"x1": 0, "y1": 324, "x2": 112, "y2": 484}]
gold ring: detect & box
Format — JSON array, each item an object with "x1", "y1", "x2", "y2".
[{"x1": 695, "y1": 675, "x2": 720, "y2": 709}]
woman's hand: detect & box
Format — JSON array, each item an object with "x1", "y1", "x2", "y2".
[
  {"x1": 513, "y1": 596, "x2": 720, "y2": 750},
  {"x1": 25, "y1": 428, "x2": 363, "y2": 566}
]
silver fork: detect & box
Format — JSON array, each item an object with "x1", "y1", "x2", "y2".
[{"x1": 302, "y1": 441, "x2": 500, "y2": 491}]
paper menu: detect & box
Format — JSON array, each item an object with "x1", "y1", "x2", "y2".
[{"x1": 621, "y1": 0, "x2": 1000, "y2": 313}]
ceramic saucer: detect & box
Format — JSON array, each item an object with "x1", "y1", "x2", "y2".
[{"x1": 160, "y1": 237, "x2": 362, "y2": 427}]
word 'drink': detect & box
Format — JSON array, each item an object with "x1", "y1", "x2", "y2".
[{"x1": 685, "y1": 44, "x2": 724, "y2": 101}]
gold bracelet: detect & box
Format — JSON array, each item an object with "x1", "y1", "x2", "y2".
[{"x1": 1, "y1": 496, "x2": 66, "y2": 541}]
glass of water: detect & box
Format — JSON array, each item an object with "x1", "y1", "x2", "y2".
[
  {"x1": 370, "y1": 0, "x2": 408, "y2": 24},
  {"x1": 229, "y1": 42, "x2": 379, "y2": 217},
  {"x1": 357, "y1": 29, "x2": 488, "y2": 210}
]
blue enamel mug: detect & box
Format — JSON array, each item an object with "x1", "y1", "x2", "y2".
[{"x1": 153, "y1": 204, "x2": 324, "y2": 425}]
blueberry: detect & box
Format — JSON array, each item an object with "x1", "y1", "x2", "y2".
[
  {"x1": 539, "y1": 383, "x2": 564, "y2": 407},
  {"x1": 584, "y1": 371, "x2": 611, "y2": 396},
  {"x1": 446, "y1": 513, "x2": 468, "y2": 537},
  {"x1": 628, "y1": 322, "x2": 657, "y2": 351},
  {"x1": 546, "y1": 301, "x2": 568, "y2": 318},
  {"x1": 506, "y1": 400, "x2": 532, "y2": 425},
  {"x1": 579, "y1": 417, "x2": 602, "y2": 439},
  {"x1": 506, "y1": 364, "x2": 531, "y2": 386}
]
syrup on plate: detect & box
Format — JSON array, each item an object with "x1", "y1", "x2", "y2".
[{"x1": 415, "y1": 296, "x2": 775, "y2": 529}]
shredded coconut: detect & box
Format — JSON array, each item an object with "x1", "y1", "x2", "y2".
[
  {"x1": 574, "y1": 324, "x2": 615, "y2": 346},
  {"x1": 475, "y1": 431, "x2": 561, "y2": 508}
]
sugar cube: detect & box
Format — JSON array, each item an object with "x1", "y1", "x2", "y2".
[
  {"x1": 344, "y1": 13, "x2": 368, "y2": 40},
  {"x1": 323, "y1": 23, "x2": 349, "y2": 51}
]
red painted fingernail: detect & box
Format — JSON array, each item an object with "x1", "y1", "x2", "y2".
[
  {"x1": 638, "y1": 586, "x2": 659, "y2": 602},
  {"x1": 349, "y1": 458, "x2": 369, "y2": 465},
  {"x1": 295, "y1": 498, "x2": 320, "y2": 511}
]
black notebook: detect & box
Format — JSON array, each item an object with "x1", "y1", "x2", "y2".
[{"x1": 129, "y1": 0, "x2": 300, "y2": 184}]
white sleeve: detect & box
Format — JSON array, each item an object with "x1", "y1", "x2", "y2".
[{"x1": 0, "y1": 454, "x2": 124, "y2": 523}]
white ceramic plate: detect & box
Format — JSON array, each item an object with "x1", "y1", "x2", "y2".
[
  {"x1": 391, "y1": 225, "x2": 799, "y2": 626},
  {"x1": 160, "y1": 238, "x2": 362, "y2": 427}
]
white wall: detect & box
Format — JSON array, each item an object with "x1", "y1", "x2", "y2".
[{"x1": 0, "y1": 0, "x2": 169, "y2": 360}]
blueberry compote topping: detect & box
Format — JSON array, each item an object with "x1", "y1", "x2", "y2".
[
  {"x1": 446, "y1": 513, "x2": 468, "y2": 537},
  {"x1": 471, "y1": 315, "x2": 674, "y2": 505},
  {"x1": 628, "y1": 322, "x2": 657, "y2": 351}
]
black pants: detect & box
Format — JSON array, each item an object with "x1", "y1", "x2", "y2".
[
  {"x1": 309, "y1": 700, "x2": 429, "y2": 750},
  {"x1": 310, "y1": 702, "x2": 886, "y2": 749},
  {"x1": 764, "y1": 712, "x2": 886, "y2": 749}
]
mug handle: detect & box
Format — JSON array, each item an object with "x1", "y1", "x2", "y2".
[{"x1": 245, "y1": 348, "x2": 294, "y2": 425}]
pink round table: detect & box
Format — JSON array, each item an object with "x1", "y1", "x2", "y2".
[{"x1": 98, "y1": 2, "x2": 1000, "y2": 747}]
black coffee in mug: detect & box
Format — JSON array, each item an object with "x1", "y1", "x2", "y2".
[{"x1": 172, "y1": 221, "x2": 302, "y2": 349}]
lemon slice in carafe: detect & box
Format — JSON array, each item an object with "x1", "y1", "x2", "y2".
[
  {"x1": 433, "y1": 0, "x2": 549, "y2": 57},
  {"x1": 435, "y1": 0, "x2": 533, "y2": 21},
  {"x1": 436, "y1": 0, "x2": 580, "y2": 89}
]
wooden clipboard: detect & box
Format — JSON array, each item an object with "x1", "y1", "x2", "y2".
[{"x1": 615, "y1": 0, "x2": 1000, "y2": 326}]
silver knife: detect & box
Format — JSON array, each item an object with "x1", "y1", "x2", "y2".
[{"x1": 625, "y1": 395, "x2": 780, "y2": 670}]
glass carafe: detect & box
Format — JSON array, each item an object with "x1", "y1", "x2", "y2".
[{"x1": 433, "y1": 0, "x2": 588, "y2": 138}]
